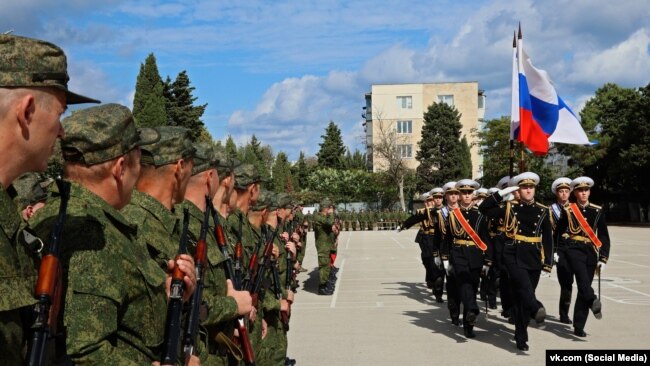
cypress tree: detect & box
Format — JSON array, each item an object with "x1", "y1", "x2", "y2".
[
  {"x1": 133, "y1": 53, "x2": 167, "y2": 128},
  {"x1": 166, "y1": 70, "x2": 208, "y2": 141},
  {"x1": 272, "y1": 152, "x2": 292, "y2": 193},
  {"x1": 316, "y1": 121, "x2": 346, "y2": 169}
]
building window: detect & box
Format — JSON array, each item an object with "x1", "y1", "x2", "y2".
[
  {"x1": 396, "y1": 120, "x2": 412, "y2": 134},
  {"x1": 478, "y1": 95, "x2": 485, "y2": 109},
  {"x1": 396, "y1": 96, "x2": 412, "y2": 109},
  {"x1": 438, "y1": 94, "x2": 454, "y2": 106},
  {"x1": 397, "y1": 144, "x2": 412, "y2": 158}
]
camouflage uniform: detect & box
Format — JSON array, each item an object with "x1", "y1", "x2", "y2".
[
  {"x1": 312, "y1": 199, "x2": 337, "y2": 292},
  {"x1": 29, "y1": 104, "x2": 165, "y2": 363},
  {"x1": 0, "y1": 33, "x2": 99, "y2": 364}
]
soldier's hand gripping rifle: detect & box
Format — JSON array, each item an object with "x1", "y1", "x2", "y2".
[
  {"x1": 27, "y1": 179, "x2": 71, "y2": 366},
  {"x1": 211, "y1": 203, "x2": 255, "y2": 366},
  {"x1": 182, "y1": 196, "x2": 211, "y2": 364},
  {"x1": 248, "y1": 226, "x2": 280, "y2": 308},
  {"x1": 160, "y1": 208, "x2": 191, "y2": 365}
]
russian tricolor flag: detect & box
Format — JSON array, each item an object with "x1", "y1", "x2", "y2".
[{"x1": 510, "y1": 29, "x2": 591, "y2": 155}]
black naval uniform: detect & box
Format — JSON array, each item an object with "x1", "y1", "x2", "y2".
[
  {"x1": 554, "y1": 202, "x2": 610, "y2": 335},
  {"x1": 401, "y1": 207, "x2": 444, "y2": 299},
  {"x1": 438, "y1": 205, "x2": 491, "y2": 337},
  {"x1": 479, "y1": 193, "x2": 553, "y2": 350},
  {"x1": 550, "y1": 202, "x2": 575, "y2": 324},
  {"x1": 487, "y1": 212, "x2": 513, "y2": 316}
]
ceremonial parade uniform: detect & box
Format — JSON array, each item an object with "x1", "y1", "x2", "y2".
[
  {"x1": 554, "y1": 177, "x2": 609, "y2": 337},
  {"x1": 550, "y1": 177, "x2": 575, "y2": 324},
  {"x1": 439, "y1": 180, "x2": 491, "y2": 338},
  {"x1": 479, "y1": 172, "x2": 552, "y2": 351}
]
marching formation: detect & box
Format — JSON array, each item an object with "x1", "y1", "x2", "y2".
[
  {"x1": 397, "y1": 173, "x2": 610, "y2": 351},
  {"x1": 0, "y1": 34, "x2": 312, "y2": 366}
]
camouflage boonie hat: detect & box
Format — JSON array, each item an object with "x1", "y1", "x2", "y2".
[
  {"x1": 12, "y1": 172, "x2": 52, "y2": 209},
  {"x1": 234, "y1": 163, "x2": 264, "y2": 189},
  {"x1": 192, "y1": 142, "x2": 220, "y2": 176},
  {"x1": 0, "y1": 34, "x2": 99, "y2": 104},
  {"x1": 141, "y1": 126, "x2": 196, "y2": 167},
  {"x1": 61, "y1": 104, "x2": 160, "y2": 165}
]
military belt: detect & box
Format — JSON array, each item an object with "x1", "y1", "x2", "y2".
[
  {"x1": 569, "y1": 235, "x2": 591, "y2": 243},
  {"x1": 453, "y1": 239, "x2": 475, "y2": 246},
  {"x1": 506, "y1": 233, "x2": 542, "y2": 243}
]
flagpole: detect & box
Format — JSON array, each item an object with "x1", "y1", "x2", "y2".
[
  {"x1": 517, "y1": 24, "x2": 526, "y2": 173},
  {"x1": 509, "y1": 30, "x2": 517, "y2": 177}
]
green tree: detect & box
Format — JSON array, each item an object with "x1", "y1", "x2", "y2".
[
  {"x1": 272, "y1": 152, "x2": 292, "y2": 192},
  {"x1": 342, "y1": 148, "x2": 367, "y2": 170},
  {"x1": 415, "y1": 102, "x2": 471, "y2": 191},
  {"x1": 292, "y1": 151, "x2": 309, "y2": 191},
  {"x1": 316, "y1": 121, "x2": 346, "y2": 169},
  {"x1": 133, "y1": 53, "x2": 167, "y2": 128},
  {"x1": 225, "y1": 135, "x2": 238, "y2": 161},
  {"x1": 165, "y1": 70, "x2": 209, "y2": 141}
]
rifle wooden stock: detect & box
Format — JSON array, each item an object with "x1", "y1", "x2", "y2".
[
  {"x1": 210, "y1": 204, "x2": 256, "y2": 366},
  {"x1": 161, "y1": 208, "x2": 190, "y2": 365},
  {"x1": 182, "y1": 197, "x2": 211, "y2": 363},
  {"x1": 27, "y1": 179, "x2": 70, "y2": 366}
]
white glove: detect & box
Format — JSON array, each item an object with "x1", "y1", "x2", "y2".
[
  {"x1": 498, "y1": 186, "x2": 519, "y2": 201},
  {"x1": 396, "y1": 225, "x2": 402, "y2": 233},
  {"x1": 553, "y1": 252, "x2": 560, "y2": 263},
  {"x1": 434, "y1": 256, "x2": 442, "y2": 268},
  {"x1": 597, "y1": 261, "x2": 606, "y2": 273},
  {"x1": 481, "y1": 265, "x2": 490, "y2": 277},
  {"x1": 540, "y1": 271, "x2": 551, "y2": 278},
  {"x1": 443, "y1": 260, "x2": 451, "y2": 276}
]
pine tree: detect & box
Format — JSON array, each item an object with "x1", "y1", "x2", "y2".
[
  {"x1": 225, "y1": 135, "x2": 238, "y2": 161},
  {"x1": 316, "y1": 121, "x2": 346, "y2": 169},
  {"x1": 166, "y1": 70, "x2": 208, "y2": 141},
  {"x1": 293, "y1": 151, "x2": 309, "y2": 191},
  {"x1": 133, "y1": 53, "x2": 167, "y2": 128},
  {"x1": 415, "y1": 102, "x2": 472, "y2": 190}
]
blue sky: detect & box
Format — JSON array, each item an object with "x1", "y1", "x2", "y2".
[{"x1": 4, "y1": 0, "x2": 649, "y2": 161}]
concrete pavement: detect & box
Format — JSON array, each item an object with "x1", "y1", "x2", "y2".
[{"x1": 287, "y1": 226, "x2": 650, "y2": 365}]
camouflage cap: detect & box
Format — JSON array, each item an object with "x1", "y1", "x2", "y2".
[
  {"x1": 319, "y1": 197, "x2": 335, "y2": 209},
  {"x1": 251, "y1": 189, "x2": 272, "y2": 211},
  {"x1": 0, "y1": 34, "x2": 99, "y2": 104},
  {"x1": 233, "y1": 163, "x2": 264, "y2": 190},
  {"x1": 191, "y1": 142, "x2": 220, "y2": 176},
  {"x1": 276, "y1": 193, "x2": 293, "y2": 209},
  {"x1": 61, "y1": 104, "x2": 160, "y2": 165},
  {"x1": 141, "y1": 126, "x2": 196, "y2": 167},
  {"x1": 214, "y1": 148, "x2": 241, "y2": 175},
  {"x1": 12, "y1": 172, "x2": 52, "y2": 209}
]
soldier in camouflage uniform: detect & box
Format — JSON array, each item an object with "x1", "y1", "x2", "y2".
[
  {"x1": 0, "y1": 34, "x2": 99, "y2": 364},
  {"x1": 122, "y1": 126, "x2": 196, "y2": 270},
  {"x1": 29, "y1": 104, "x2": 197, "y2": 363},
  {"x1": 313, "y1": 198, "x2": 339, "y2": 295},
  {"x1": 181, "y1": 142, "x2": 253, "y2": 365},
  {"x1": 12, "y1": 172, "x2": 52, "y2": 221}
]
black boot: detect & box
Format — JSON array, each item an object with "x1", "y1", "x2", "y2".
[
  {"x1": 591, "y1": 298, "x2": 602, "y2": 319},
  {"x1": 574, "y1": 328, "x2": 587, "y2": 337},
  {"x1": 318, "y1": 284, "x2": 333, "y2": 295},
  {"x1": 559, "y1": 289, "x2": 572, "y2": 324},
  {"x1": 516, "y1": 340, "x2": 529, "y2": 351},
  {"x1": 463, "y1": 324, "x2": 476, "y2": 338},
  {"x1": 285, "y1": 357, "x2": 296, "y2": 365}
]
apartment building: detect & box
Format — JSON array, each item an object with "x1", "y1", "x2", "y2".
[{"x1": 363, "y1": 82, "x2": 486, "y2": 179}]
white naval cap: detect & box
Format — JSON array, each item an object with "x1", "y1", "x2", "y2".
[
  {"x1": 456, "y1": 179, "x2": 480, "y2": 191},
  {"x1": 420, "y1": 191, "x2": 432, "y2": 200},
  {"x1": 443, "y1": 181, "x2": 459, "y2": 193},
  {"x1": 512, "y1": 172, "x2": 540, "y2": 186},
  {"x1": 551, "y1": 177, "x2": 572, "y2": 194},
  {"x1": 475, "y1": 187, "x2": 489, "y2": 198},
  {"x1": 429, "y1": 187, "x2": 444, "y2": 197},
  {"x1": 497, "y1": 176, "x2": 511, "y2": 189},
  {"x1": 488, "y1": 187, "x2": 500, "y2": 194},
  {"x1": 571, "y1": 176, "x2": 594, "y2": 190}
]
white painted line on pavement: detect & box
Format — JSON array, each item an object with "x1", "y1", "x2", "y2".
[
  {"x1": 345, "y1": 232, "x2": 351, "y2": 250},
  {"x1": 607, "y1": 282, "x2": 650, "y2": 298},
  {"x1": 330, "y1": 258, "x2": 345, "y2": 308}
]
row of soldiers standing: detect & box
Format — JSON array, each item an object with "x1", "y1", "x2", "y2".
[
  {"x1": 398, "y1": 173, "x2": 610, "y2": 352},
  {"x1": 336, "y1": 209, "x2": 409, "y2": 231},
  {"x1": 0, "y1": 33, "x2": 307, "y2": 366}
]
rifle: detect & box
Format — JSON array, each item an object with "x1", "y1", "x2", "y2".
[
  {"x1": 234, "y1": 213, "x2": 244, "y2": 287},
  {"x1": 248, "y1": 225, "x2": 280, "y2": 308},
  {"x1": 27, "y1": 179, "x2": 71, "y2": 366},
  {"x1": 211, "y1": 204, "x2": 255, "y2": 366},
  {"x1": 182, "y1": 197, "x2": 211, "y2": 364},
  {"x1": 242, "y1": 231, "x2": 264, "y2": 292},
  {"x1": 160, "y1": 208, "x2": 190, "y2": 365}
]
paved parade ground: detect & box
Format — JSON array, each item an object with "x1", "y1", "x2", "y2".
[{"x1": 287, "y1": 226, "x2": 650, "y2": 365}]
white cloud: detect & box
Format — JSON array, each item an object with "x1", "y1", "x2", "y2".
[{"x1": 67, "y1": 59, "x2": 130, "y2": 107}]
